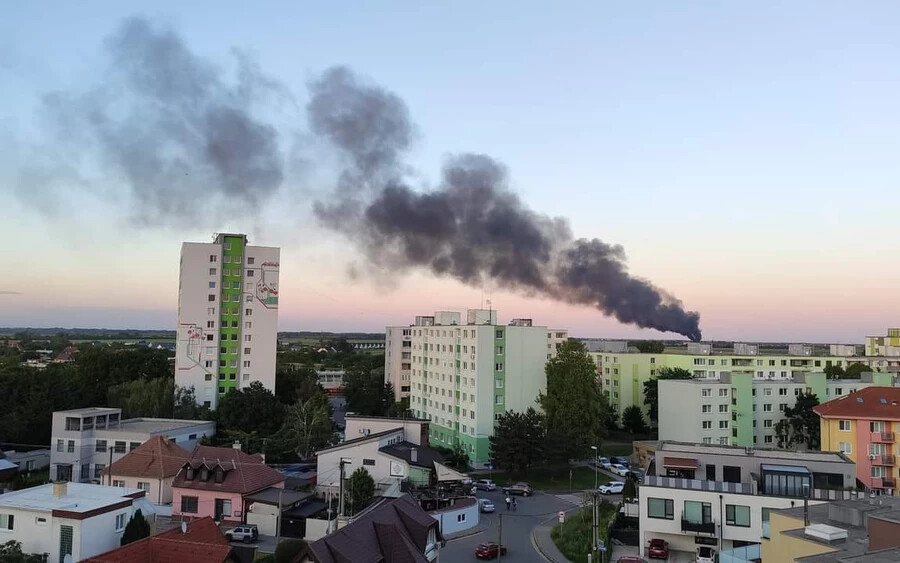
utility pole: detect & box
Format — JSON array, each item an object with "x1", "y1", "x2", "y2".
[
  {"x1": 497, "y1": 513, "x2": 503, "y2": 563},
  {"x1": 592, "y1": 491, "x2": 599, "y2": 562},
  {"x1": 339, "y1": 458, "x2": 351, "y2": 517},
  {"x1": 275, "y1": 487, "x2": 284, "y2": 547}
]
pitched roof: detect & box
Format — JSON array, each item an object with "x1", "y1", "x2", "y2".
[
  {"x1": 315, "y1": 428, "x2": 403, "y2": 454},
  {"x1": 309, "y1": 495, "x2": 440, "y2": 563},
  {"x1": 172, "y1": 445, "x2": 285, "y2": 494},
  {"x1": 814, "y1": 387, "x2": 900, "y2": 420},
  {"x1": 378, "y1": 442, "x2": 444, "y2": 469},
  {"x1": 102, "y1": 436, "x2": 192, "y2": 479},
  {"x1": 83, "y1": 516, "x2": 232, "y2": 563}
]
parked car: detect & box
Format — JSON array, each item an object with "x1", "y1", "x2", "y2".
[
  {"x1": 502, "y1": 482, "x2": 533, "y2": 496},
  {"x1": 597, "y1": 456, "x2": 611, "y2": 469},
  {"x1": 648, "y1": 538, "x2": 669, "y2": 559},
  {"x1": 224, "y1": 524, "x2": 258, "y2": 543},
  {"x1": 598, "y1": 481, "x2": 625, "y2": 495},
  {"x1": 479, "y1": 499, "x2": 496, "y2": 513},
  {"x1": 611, "y1": 456, "x2": 630, "y2": 467},
  {"x1": 610, "y1": 464, "x2": 630, "y2": 477},
  {"x1": 696, "y1": 546, "x2": 716, "y2": 563},
  {"x1": 628, "y1": 469, "x2": 645, "y2": 483},
  {"x1": 474, "y1": 479, "x2": 497, "y2": 491},
  {"x1": 475, "y1": 542, "x2": 507, "y2": 559}
]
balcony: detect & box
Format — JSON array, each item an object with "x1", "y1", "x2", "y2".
[
  {"x1": 681, "y1": 519, "x2": 716, "y2": 534},
  {"x1": 872, "y1": 477, "x2": 896, "y2": 489},
  {"x1": 871, "y1": 432, "x2": 895, "y2": 443},
  {"x1": 873, "y1": 454, "x2": 896, "y2": 466}
]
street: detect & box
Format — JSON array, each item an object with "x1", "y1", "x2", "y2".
[{"x1": 441, "y1": 487, "x2": 623, "y2": 562}]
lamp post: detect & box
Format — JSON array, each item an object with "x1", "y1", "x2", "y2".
[{"x1": 590, "y1": 445, "x2": 598, "y2": 490}]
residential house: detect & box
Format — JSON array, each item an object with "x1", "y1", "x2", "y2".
[
  {"x1": 101, "y1": 436, "x2": 192, "y2": 505},
  {"x1": 307, "y1": 494, "x2": 440, "y2": 562},
  {"x1": 50, "y1": 407, "x2": 214, "y2": 483},
  {"x1": 639, "y1": 441, "x2": 857, "y2": 560},
  {"x1": 4, "y1": 449, "x2": 51, "y2": 473},
  {"x1": 761, "y1": 496, "x2": 900, "y2": 562},
  {"x1": 172, "y1": 445, "x2": 285, "y2": 523},
  {"x1": 0, "y1": 481, "x2": 155, "y2": 563},
  {"x1": 344, "y1": 414, "x2": 430, "y2": 446},
  {"x1": 83, "y1": 516, "x2": 235, "y2": 562},
  {"x1": 816, "y1": 386, "x2": 900, "y2": 495},
  {"x1": 53, "y1": 346, "x2": 79, "y2": 363},
  {"x1": 245, "y1": 488, "x2": 325, "y2": 537}
]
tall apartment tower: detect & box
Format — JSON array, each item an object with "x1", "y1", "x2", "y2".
[
  {"x1": 385, "y1": 326, "x2": 413, "y2": 401},
  {"x1": 405, "y1": 310, "x2": 567, "y2": 467},
  {"x1": 175, "y1": 233, "x2": 280, "y2": 409}
]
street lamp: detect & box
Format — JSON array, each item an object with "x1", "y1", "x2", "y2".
[{"x1": 590, "y1": 445, "x2": 598, "y2": 490}]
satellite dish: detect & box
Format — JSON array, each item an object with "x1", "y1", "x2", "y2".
[{"x1": 181, "y1": 522, "x2": 188, "y2": 534}]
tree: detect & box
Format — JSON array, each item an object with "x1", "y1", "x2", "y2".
[
  {"x1": 0, "y1": 540, "x2": 44, "y2": 563},
  {"x1": 604, "y1": 408, "x2": 619, "y2": 431},
  {"x1": 275, "y1": 366, "x2": 321, "y2": 405},
  {"x1": 643, "y1": 367, "x2": 693, "y2": 424},
  {"x1": 439, "y1": 443, "x2": 470, "y2": 470},
  {"x1": 843, "y1": 362, "x2": 870, "y2": 379},
  {"x1": 490, "y1": 408, "x2": 545, "y2": 474},
  {"x1": 215, "y1": 381, "x2": 284, "y2": 438},
  {"x1": 173, "y1": 386, "x2": 210, "y2": 420},
  {"x1": 631, "y1": 341, "x2": 665, "y2": 354},
  {"x1": 276, "y1": 394, "x2": 334, "y2": 460},
  {"x1": 120, "y1": 509, "x2": 151, "y2": 545},
  {"x1": 344, "y1": 363, "x2": 400, "y2": 417},
  {"x1": 622, "y1": 475, "x2": 638, "y2": 501},
  {"x1": 823, "y1": 364, "x2": 845, "y2": 379},
  {"x1": 274, "y1": 538, "x2": 309, "y2": 563},
  {"x1": 622, "y1": 406, "x2": 648, "y2": 435},
  {"x1": 540, "y1": 341, "x2": 609, "y2": 462},
  {"x1": 775, "y1": 392, "x2": 821, "y2": 450},
  {"x1": 347, "y1": 467, "x2": 375, "y2": 515},
  {"x1": 108, "y1": 377, "x2": 174, "y2": 418}
]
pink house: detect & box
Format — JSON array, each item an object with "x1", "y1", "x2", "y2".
[{"x1": 172, "y1": 446, "x2": 285, "y2": 523}]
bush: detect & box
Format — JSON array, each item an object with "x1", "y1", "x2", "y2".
[
  {"x1": 274, "y1": 538, "x2": 309, "y2": 563},
  {"x1": 550, "y1": 502, "x2": 617, "y2": 563}
]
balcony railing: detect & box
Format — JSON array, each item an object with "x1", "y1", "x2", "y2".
[
  {"x1": 681, "y1": 519, "x2": 716, "y2": 534},
  {"x1": 644, "y1": 476, "x2": 755, "y2": 494},
  {"x1": 872, "y1": 477, "x2": 896, "y2": 489},
  {"x1": 870, "y1": 432, "x2": 895, "y2": 443},
  {"x1": 873, "y1": 454, "x2": 896, "y2": 466}
]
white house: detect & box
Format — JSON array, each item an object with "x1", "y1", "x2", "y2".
[{"x1": 0, "y1": 481, "x2": 154, "y2": 563}]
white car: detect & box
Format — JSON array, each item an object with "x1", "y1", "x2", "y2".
[
  {"x1": 610, "y1": 464, "x2": 630, "y2": 477},
  {"x1": 474, "y1": 479, "x2": 496, "y2": 491},
  {"x1": 598, "y1": 481, "x2": 624, "y2": 495},
  {"x1": 696, "y1": 546, "x2": 716, "y2": 563},
  {"x1": 597, "y1": 457, "x2": 611, "y2": 469},
  {"x1": 479, "y1": 499, "x2": 496, "y2": 513}
]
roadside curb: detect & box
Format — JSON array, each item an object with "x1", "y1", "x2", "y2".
[{"x1": 531, "y1": 506, "x2": 582, "y2": 563}]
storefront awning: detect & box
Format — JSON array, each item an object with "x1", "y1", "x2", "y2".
[{"x1": 663, "y1": 456, "x2": 699, "y2": 469}]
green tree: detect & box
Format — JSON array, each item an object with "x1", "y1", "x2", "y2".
[
  {"x1": 631, "y1": 341, "x2": 665, "y2": 354},
  {"x1": 443, "y1": 443, "x2": 470, "y2": 470},
  {"x1": 774, "y1": 393, "x2": 821, "y2": 450},
  {"x1": 215, "y1": 381, "x2": 284, "y2": 438},
  {"x1": 120, "y1": 509, "x2": 151, "y2": 545},
  {"x1": 643, "y1": 367, "x2": 693, "y2": 424},
  {"x1": 843, "y1": 362, "x2": 871, "y2": 379},
  {"x1": 275, "y1": 366, "x2": 321, "y2": 405},
  {"x1": 274, "y1": 538, "x2": 309, "y2": 563},
  {"x1": 173, "y1": 386, "x2": 210, "y2": 420},
  {"x1": 347, "y1": 467, "x2": 375, "y2": 515},
  {"x1": 489, "y1": 408, "x2": 546, "y2": 474},
  {"x1": 539, "y1": 341, "x2": 608, "y2": 462},
  {"x1": 621, "y1": 405, "x2": 648, "y2": 435},
  {"x1": 108, "y1": 377, "x2": 174, "y2": 418},
  {"x1": 344, "y1": 362, "x2": 399, "y2": 417},
  {"x1": 622, "y1": 475, "x2": 638, "y2": 501},
  {"x1": 276, "y1": 394, "x2": 334, "y2": 459},
  {"x1": 823, "y1": 364, "x2": 845, "y2": 379},
  {"x1": 0, "y1": 540, "x2": 44, "y2": 563}
]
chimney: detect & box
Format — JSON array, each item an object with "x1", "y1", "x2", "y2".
[
  {"x1": 232, "y1": 440, "x2": 242, "y2": 451},
  {"x1": 53, "y1": 481, "x2": 68, "y2": 498},
  {"x1": 411, "y1": 448, "x2": 417, "y2": 463}
]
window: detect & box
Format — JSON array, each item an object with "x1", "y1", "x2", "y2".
[
  {"x1": 130, "y1": 441, "x2": 140, "y2": 452},
  {"x1": 81, "y1": 464, "x2": 90, "y2": 481},
  {"x1": 247, "y1": 257, "x2": 255, "y2": 265},
  {"x1": 702, "y1": 421, "x2": 712, "y2": 429},
  {"x1": 115, "y1": 514, "x2": 125, "y2": 531},
  {"x1": 209, "y1": 255, "x2": 217, "y2": 263},
  {"x1": 60, "y1": 524, "x2": 73, "y2": 560},
  {"x1": 839, "y1": 420, "x2": 851, "y2": 431},
  {"x1": 719, "y1": 420, "x2": 729, "y2": 429},
  {"x1": 209, "y1": 267, "x2": 217, "y2": 275},
  {"x1": 764, "y1": 435, "x2": 773, "y2": 444},
  {"x1": 726, "y1": 504, "x2": 751, "y2": 527},
  {"x1": 208, "y1": 294, "x2": 216, "y2": 302},
  {"x1": 647, "y1": 498, "x2": 674, "y2": 520},
  {"x1": 718, "y1": 404, "x2": 728, "y2": 413},
  {"x1": 764, "y1": 419, "x2": 773, "y2": 428},
  {"x1": 839, "y1": 441, "x2": 852, "y2": 454},
  {"x1": 363, "y1": 459, "x2": 376, "y2": 466},
  {"x1": 243, "y1": 360, "x2": 251, "y2": 368},
  {"x1": 137, "y1": 481, "x2": 150, "y2": 491},
  {"x1": 872, "y1": 466, "x2": 886, "y2": 478},
  {"x1": 495, "y1": 395, "x2": 504, "y2": 405},
  {"x1": 114, "y1": 441, "x2": 126, "y2": 453},
  {"x1": 495, "y1": 363, "x2": 504, "y2": 371},
  {"x1": 245, "y1": 308, "x2": 252, "y2": 316},
  {"x1": 245, "y1": 321, "x2": 252, "y2": 329},
  {"x1": 67, "y1": 440, "x2": 75, "y2": 453},
  {"x1": 113, "y1": 480, "x2": 125, "y2": 487},
  {"x1": 684, "y1": 501, "x2": 712, "y2": 524},
  {"x1": 57, "y1": 439, "x2": 64, "y2": 452},
  {"x1": 247, "y1": 270, "x2": 254, "y2": 277},
  {"x1": 244, "y1": 347, "x2": 251, "y2": 354},
  {"x1": 94, "y1": 464, "x2": 105, "y2": 479},
  {"x1": 0, "y1": 514, "x2": 13, "y2": 530},
  {"x1": 763, "y1": 404, "x2": 773, "y2": 412},
  {"x1": 208, "y1": 281, "x2": 216, "y2": 289},
  {"x1": 703, "y1": 437, "x2": 713, "y2": 444},
  {"x1": 207, "y1": 307, "x2": 216, "y2": 315},
  {"x1": 701, "y1": 388, "x2": 711, "y2": 397},
  {"x1": 764, "y1": 388, "x2": 772, "y2": 396},
  {"x1": 719, "y1": 388, "x2": 729, "y2": 397},
  {"x1": 181, "y1": 496, "x2": 199, "y2": 513},
  {"x1": 244, "y1": 335, "x2": 252, "y2": 342},
  {"x1": 779, "y1": 388, "x2": 787, "y2": 396},
  {"x1": 702, "y1": 405, "x2": 712, "y2": 413}
]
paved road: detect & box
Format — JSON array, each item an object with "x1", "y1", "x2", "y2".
[{"x1": 442, "y1": 489, "x2": 622, "y2": 562}]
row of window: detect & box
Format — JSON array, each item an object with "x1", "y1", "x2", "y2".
[
  {"x1": 209, "y1": 253, "x2": 256, "y2": 264},
  {"x1": 646, "y1": 498, "x2": 752, "y2": 527},
  {"x1": 63, "y1": 414, "x2": 120, "y2": 431}
]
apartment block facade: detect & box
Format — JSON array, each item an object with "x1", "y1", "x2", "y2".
[
  {"x1": 595, "y1": 341, "x2": 897, "y2": 421},
  {"x1": 406, "y1": 310, "x2": 566, "y2": 466},
  {"x1": 659, "y1": 372, "x2": 896, "y2": 447},
  {"x1": 817, "y1": 387, "x2": 900, "y2": 496},
  {"x1": 385, "y1": 326, "x2": 413, "y2": 401},
  {"x1": 175, "y1": 233, "x2": 280, "y2": 409},
  {"x1": 866, "y1": 328, "x2": 900, "y2": 359}
]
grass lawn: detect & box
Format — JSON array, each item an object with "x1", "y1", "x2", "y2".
[
  {"x1": 551, "y1": 503, "x2": 617, "y2": 563},
  {"x1": 474, "y1": 465, "x2": 604, "y2": 491},
  {"x1": 598, "y1": 443, "x2": 633, "y2": 457}
]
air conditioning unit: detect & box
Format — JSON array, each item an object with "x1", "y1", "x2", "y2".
[{"x1": 870, "y1": 454, "x2": 878, "y2": 461}]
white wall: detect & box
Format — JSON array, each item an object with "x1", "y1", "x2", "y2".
[
  {"x1": 504, "y1": 325, "x2": 549, "y2": 414},
  {"x1": 109, "y1": 476, "x2": 173, "y2": 505},
  {"x1": 316, "y1": 430, "x2": 409, "y2": 494},
  {"x1": 344, "y1": 418, "x2": 427, "y2": 446},
  {"x1": 432, "y1": 501, "x2": 479, "y2": 535}
]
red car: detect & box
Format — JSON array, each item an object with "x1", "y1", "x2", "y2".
[
  {"x1": 648, "y1": 538, "x2": 669, "y2": 559},
  {"x1": 475, "y1": 542, "x2": 507, "y2": 559}
]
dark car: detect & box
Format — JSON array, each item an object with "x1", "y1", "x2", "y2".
[
  {"x1": 475, "y1": 542, "x2": 507, "y2": 559},
  {"x1": 611, "y1": 456, "x2": 630, "y2": 467},
  {"x1": 648, "y1": 538, "x2": 669, "y2": 559},
  {"x1": 628, "y1": 469, "x2": 645, "y2": 483},
  {"x1": 502, "y1": 482, "x2": 533, "y2": 496}
]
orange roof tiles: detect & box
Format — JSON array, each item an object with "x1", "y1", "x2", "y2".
[
  {"x1": 103, "y1": 436, "x2": 192, "y2": 479},
  {"x1": 83, "y1": 516, "x2": 231, "y2": 563},
  {"x1": 814, "y1": 387, "x2": 900, "y2": 420}
]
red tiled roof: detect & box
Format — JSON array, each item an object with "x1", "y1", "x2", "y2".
[
  {"x1": 663, "y1": 457, "x2": 698, "y2": 469},
  {"x1": 172, "y1": 445, "x2": 285, "y2": 494},
  {"x1": 102, "y1": 436, "x2": 192, "y2": 479},
  {"x1": 83, "y1": 516, "x2": 231, "y2": 563},
  {"x1": 55, "y1": 345, "x2": 79, "y2": 362},
  {"x1": 814, "y1": 387, "x2": 900, "y2": 420}
]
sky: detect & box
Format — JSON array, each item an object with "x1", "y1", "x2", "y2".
[{"x1": 2, "y1": 1, "x2": 900, "y2": 342}]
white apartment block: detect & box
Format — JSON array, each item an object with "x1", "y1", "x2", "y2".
[
  {"x1": 49, "y1": 407, "x2": 214, "y2": 483},
  {"x1": 0, "y1": 482, "x2": 154, "y2": 563},
  {"x1": 406, "y1": 310, "x2": 566, "y2": 467},
  {"x1": 659, "y1": 371, "x2": 898, "y2": 448},
  {"x1": 638, "y1": 442, "x2": 856, "y2": 561},
  {"x1": 176, "y1": 233, "x2": 280, "y2": 409},
  {"x1": 385, "y1": 326, "x2": 413, "y2": 401}
]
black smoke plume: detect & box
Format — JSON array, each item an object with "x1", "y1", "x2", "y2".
[
  {"x1": 308, "y1": 67, "x2": 702, "y2": 340},
  {"x1": 21, "y1": 17, "x2": 286, "y2": 225}
]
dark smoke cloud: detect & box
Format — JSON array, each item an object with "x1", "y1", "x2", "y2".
[
  {"x1": 308, "y1": 68, "x2": 702, "y2": 340},
  {"x1": 20, "y1": 17, "x2": 286, "y2": 225}
]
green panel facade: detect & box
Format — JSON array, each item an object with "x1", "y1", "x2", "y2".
[{"x1": 218, "y1": 235, "x2": 245, "y2": 395}]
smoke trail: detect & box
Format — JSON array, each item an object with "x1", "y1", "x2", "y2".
[
  {"x1": 19, "y1": 17, "x2": 286, "y2": 225},
  {"x1": 308, "y1": 67, "x2": 702, "y2": 340}
]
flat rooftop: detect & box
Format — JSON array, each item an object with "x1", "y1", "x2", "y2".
[
  {"x1": 0, "y1": 483, "x2": 142, "y2": 513},
  {"x1": 113, "y1": 417, "x2": 212, "y2": 434},
  {"x1": 55, "y1": 407, "x2": 121, "y2": 416},
  {"x1": 658, "y1": 441, "x2": 852, "y2": 464}
]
